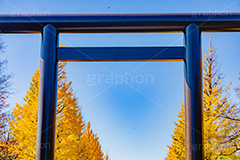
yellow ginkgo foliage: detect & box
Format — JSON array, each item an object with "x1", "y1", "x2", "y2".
[
  {"x1": 80, "y1": 122, "x2": 104, "y2": 160},
  {"x1": 9, "y1": 62, "x2": 107, "y2": 159},
  {"x1": 165, "y1": 104, "x2": 185, "y2": 160},
  {"x1": 165, "y1": 38, "x2": 240, "y2": 160}
]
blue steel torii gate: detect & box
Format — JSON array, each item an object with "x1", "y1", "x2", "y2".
[{"x1": 1, "y1": 13, "x2": 240, "y2": 160}]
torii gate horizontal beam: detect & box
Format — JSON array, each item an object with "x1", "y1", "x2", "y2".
[
  {"x1": 57, "y1": 47, "x2": 185, "y2": 61},
  {"x1": 0, "y1": 13, "x2": 240, "y2": 33}
]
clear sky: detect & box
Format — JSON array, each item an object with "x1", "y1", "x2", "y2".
[{"x1": 0, "y1": 0, "x2": 240, "y2": 160}]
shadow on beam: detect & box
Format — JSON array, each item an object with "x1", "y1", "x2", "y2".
[{"x1": 57, "y1": 47, "x2": 185, "y2": 61}]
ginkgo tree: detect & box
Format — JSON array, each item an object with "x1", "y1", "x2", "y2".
[
  {"x1": 80, "y1": 121, "x2": 104, "y2": 160},
  {"x1": 9, "y1": 62, "x2": 108, "y2": 159},
  {"x1": 165, "y1": 104, "x2": 185, "y2": 160},
  {"x1": 165, "y1": 38, "x2": 240, "y2": 160}
]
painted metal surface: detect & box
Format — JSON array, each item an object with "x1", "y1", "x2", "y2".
[
  {"x1": 57, "y1": 47, "x2": 185, "y2": 61},
  {"x1": 36, "y1": 24, "x2": 58, "y2": 160},
  {"x1": 0, "y1": 13, "x2": 240, "y2": 33},
  {"x1": 184, "y1": 23, "x2": 203, "y2": 160}
]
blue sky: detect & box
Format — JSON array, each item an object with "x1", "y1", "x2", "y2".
[{"x1": 0, "y1": 0, "x2": 240, "y2": 160}]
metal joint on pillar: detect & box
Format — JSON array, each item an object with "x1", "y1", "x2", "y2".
[
  {"x1": 184, "y1": 23, "x2": 204, "y2": 160},
  {"x1": 36, "y1": 24, "x2": 58, "y2": 160}
]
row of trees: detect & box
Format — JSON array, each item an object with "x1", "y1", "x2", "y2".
[
  {"x1": 0, "y1": 41, "x2": 110, "y2": 159},
  {"x1": 0, "y1": 37, "x2": 239, "y2": 159},
  {"x1": 165, "y1": 39, "x2": 240, "y2": 160}
]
